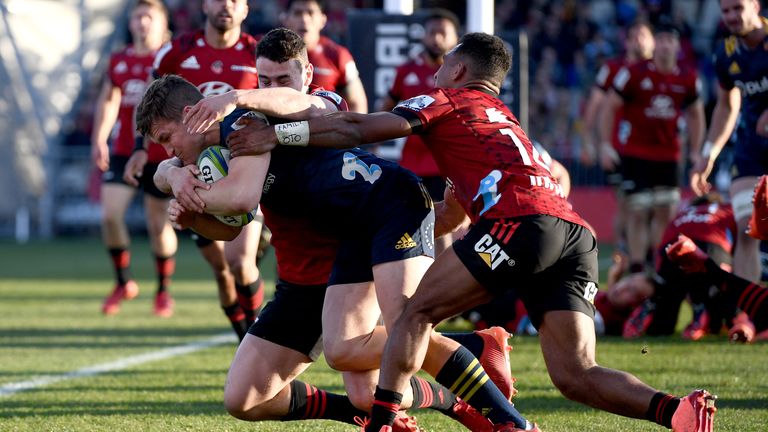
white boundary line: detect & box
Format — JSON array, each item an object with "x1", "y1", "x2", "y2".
[{"x1": 0, "y1": 333, "x2": 236, "y2": 397}]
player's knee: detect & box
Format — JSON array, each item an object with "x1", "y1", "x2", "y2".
[
  {"x1": 323, "y1": 340, "x2": 358, "y2": 371},
  {"x1": 548, "y1": 364, "x2": 594, "y2": 402},
  {"x1": 346, "y1": 386, "x2": 375, "y2": 412},
  {"x1": 223, "y1": 387, "x2": 266, "y2": 420}
]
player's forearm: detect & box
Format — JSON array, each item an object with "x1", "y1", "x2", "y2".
[
  {"x1": 92, "y1": 99, "x2": 120, "y2": 146},
  {"x1": 235, "y1": 88, "x2": 331, "y2": 119},
  {"x1": 685, "y1": 102, "x2": 706, "y2": 156},
  {"x1": 704, "y1": 90, "x2": 741, "y2": 159},
  {"x1": 434, "y1": 201, "x2": 469, "y2": 238},
  {"x1": 598, "y1": 98, "x2": 618, "y2": 146},
  {"x1": 189, "y1": 212, "x2": 241, "y2": 241}
]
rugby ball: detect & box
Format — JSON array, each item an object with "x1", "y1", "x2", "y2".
[{"x1": 196, "y1": 145, "x2": 257, "y2": 227}]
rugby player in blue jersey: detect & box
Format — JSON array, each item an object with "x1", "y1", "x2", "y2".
[
  {"x1": 691, "y1": 0, "x2": 768, "y2": 282},
  {"x1": 137, "y1": 28, "x2": 526, "y2": 431}
]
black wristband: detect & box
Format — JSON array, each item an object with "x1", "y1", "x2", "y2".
[{"x1": 133, "y1": 136, "x2": 147, "y2": 154}]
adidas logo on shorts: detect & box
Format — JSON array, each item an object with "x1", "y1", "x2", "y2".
[{"x1": 395, "y1": 233, "x2": 418, "y2": 249}]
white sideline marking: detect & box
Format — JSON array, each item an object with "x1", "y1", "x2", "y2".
[{"x1": 0, "y1": 333, "x2": 236, "y2": 397}]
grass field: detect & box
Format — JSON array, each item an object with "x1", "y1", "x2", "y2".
[{"x1": 1, "y1": 237, "x2": 767, "y2": 431}]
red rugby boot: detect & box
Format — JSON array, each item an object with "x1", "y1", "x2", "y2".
[
  {"x1": 475, "y1": 326, "x2": 518, "y2": 400},
  {"x1": 671, "y1": 390, "x2": 717, "y2": 432}
]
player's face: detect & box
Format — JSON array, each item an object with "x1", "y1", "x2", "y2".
[
  {"x1": 653, "y1": 33, "x2": 680, "y2": 62},
  {"x1": 422, "y1": 18, "x2": 459, "y2": 61},
  {"x1": 434, "y1": 47, "x2": 461, "y2": 88},
  {"x1": 626, "y1": 24, "x2": 654, "y2": 61},
  {"x1": 256, "y1": 57, "x2": 311, "y2": 92},
  {"x1": 203, "y1": 0, "x2": 248, "y2": 33},
  {"x1": 607, "y1": 274, "x2": 654, "y2": 309},
  {"x1": 283, "y1": 1, "x2": 326, "y2": 44},
  {"x1": 720, "y1": 0, "x2": 761, "y2": 35},
  {"x1": 129, "y1": 4, "x2": 167, "y2": 49},
  {"x1": 150, "y1": 119, "x2": 205, "y2": 165}
]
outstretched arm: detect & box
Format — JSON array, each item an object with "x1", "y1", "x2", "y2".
[
  {"x1": 184, "y1": 87, "x2": 339, "y2": 134},
  {"x1": 228, "y1": 111, "x2": 413, "y2": 157},
  {"x1": 691, "y1": 84, "x2": 741, "y2": 195}
]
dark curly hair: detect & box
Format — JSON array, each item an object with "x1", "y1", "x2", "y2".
[
  {"x1": 256, "y1": 27, "x2": 309, "y2": 67},
  {"x1": 453, "y1": 33, "x2": 512, "y2": 88},
  {"x1": 135, "y1": 74, "x2": 202, "y2": 137}
]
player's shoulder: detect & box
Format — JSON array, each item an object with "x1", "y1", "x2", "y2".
[
  {"x1": 172, "y1": 30, "x2": 205, "y2": 53},
  {"x1": 713, "y1": 34, "x2": 739, "y2": 60},
  {"x1": 309, "y1": 85, "x2": 348, "y2": 111}
]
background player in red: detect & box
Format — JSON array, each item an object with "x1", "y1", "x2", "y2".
[
  {"x1": 91, "y1": 0, "x2": 176, "y2": 316},
  {"x1": 600, "y1": 22, "x2": 705, "y2": 273},
  {"x1": 280, "y1": 0, "x2": 368, "y2": 113},
  {"x1": 583, "y1": 20, "x2": 654, "y2": 253},
  {"x1": 129, "y1": 0, "x2": 263, "y2": 333},
  {"x1": 378, "y1": 8, "x2": 461, "y2": 255},
  {"x1": 227, "y1": 32, "x2": 717, "y2": 432}
]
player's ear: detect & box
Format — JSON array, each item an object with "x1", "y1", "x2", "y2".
[
  {"x1": 304, "y1": 63, "x2": 314, "y2": 87},
  {"x1": 183, "y1": 106, "x2": 192, "y2": 114},
  {"x1": 453, "y1": 61, "x2": 466, "y2": 81}
]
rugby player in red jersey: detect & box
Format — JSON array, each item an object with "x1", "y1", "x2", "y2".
[
  {"x1": 280, "y1": 0, "x2": 368, "y2": 113},
  {"x1": 92, "y1": 0, "x2": 177, "y2": 316},
  {"x1": 227, "y1": 32, "x2": 717, "y2": 432},
  {"x1": 378, "y1": 8, "x2": 461, "y2": 255},
  {"x1": 583, "y1": 20, "x2": 654, "y2": 254},
  {"x1": 127, "y1": 0, "x2": 264, "y2": 332},
  {"x1": 144, "y1": 28, "x2": 519, "y2": 431},
  {"x1": 600, "y1": 22, "x2": 705, "y2": 274}
]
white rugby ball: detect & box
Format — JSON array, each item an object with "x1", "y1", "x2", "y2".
[{"x1": 196, "y1": 145, "x2": 257, "y2": 227}]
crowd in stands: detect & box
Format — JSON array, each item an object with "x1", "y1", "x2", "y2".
[{"x1": 65, "y1": 0, "x2": 735, "y2": 188}]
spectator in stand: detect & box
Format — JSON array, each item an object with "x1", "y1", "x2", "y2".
[{"x1": 280, "y1": 0, "x2": 369, "y2": 113}]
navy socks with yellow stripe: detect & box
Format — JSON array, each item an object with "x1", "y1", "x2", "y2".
[{"x1": 435, "y1": 346, "x2": 528, "y2": 427}]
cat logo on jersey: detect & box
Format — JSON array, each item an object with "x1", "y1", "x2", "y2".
[
  {"x1": 474, "y1": 234, "x2": 513, "y2": 270},
  {"x1": 729, "y1": 61, "x2": 741, "y2": 75},
  {"x1": 396, "y1": 95, "x2": 435, "y2": 112}
]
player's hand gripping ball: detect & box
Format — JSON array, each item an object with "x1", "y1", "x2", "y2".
[{"x1": 196, "y1": 145, "x2": 257, "y2": 226}]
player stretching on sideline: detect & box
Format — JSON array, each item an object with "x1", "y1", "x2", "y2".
[
  {"x1": 139, "y1": 28, "x2": 523, "y2": 431},
  {"x1": 92, "y1": 0, "x2": 176, "y2": 316},
  {"x1": 227, "y1": 32, "x2": 717, "y2": 432}
]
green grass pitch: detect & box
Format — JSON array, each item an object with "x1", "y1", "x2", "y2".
[{"x1": 0, "y1": 237, "x2": 766, "y2": 431}]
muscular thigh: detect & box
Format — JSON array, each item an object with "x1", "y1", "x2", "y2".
[
  {"x1": 248, "y1": 280, "x2": 326, "y2": 360},
  {"x1": 322, "y1": 282, "x2": 381, "y2": 343}
]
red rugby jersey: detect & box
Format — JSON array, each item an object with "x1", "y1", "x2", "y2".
[
  {"x1": 307, "y1": 36, "x2": 359, "y2": 92},
  {"x1": 107, "y1": 46, "x2": 167, "y2": 162},
  {"x1": 389, "y1": 53, "x2": 440, "y2": 177},
  {"x1": 393, "y1": 87, "x2": 586, "y2": 228},
  {"x1": 153, "y1": 30, "x2": 259, "y2": 95},
  {"x1": 659, "y1": 202, "x2": 736, "y2": 255},
  {"x1": 611, "y1": 59, "x2": 700, "y2": 162}
]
